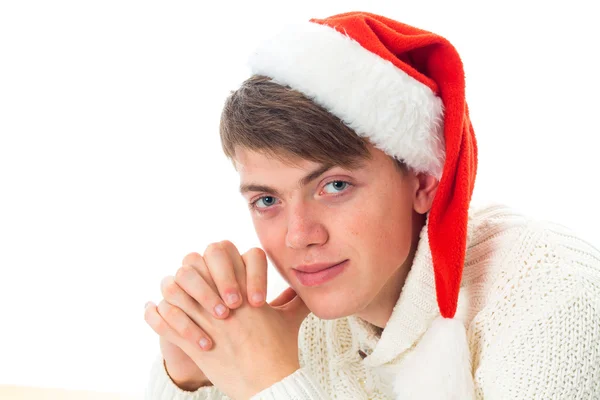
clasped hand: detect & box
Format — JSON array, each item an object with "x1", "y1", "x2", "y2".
[{"x1": 144, "y1": 241, "x2": 309, "y2": 400}]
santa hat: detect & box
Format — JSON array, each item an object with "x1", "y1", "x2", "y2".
[{"x1": 248, "y1": 11, "x2": 478, "y2": 400}]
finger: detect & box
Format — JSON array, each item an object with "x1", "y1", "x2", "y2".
[
  {"x1": 181, "y1": 252, "x2": 233, "y2": 318},
  {"x1": 219, "y1": 240, "x2": 251, "y2": 299},
  {"x1": 241, "y1": 248, "x2": 268, "y2": 307},
  {"x1": 269, "y1": 287, "x2": 298, "y2": 307},
  {"x1": 170, "y1": 265, "x2": 230, "y2": 320},
  {"x1": 156, "y1": 300, "x2": 214, "y2": 352},
  {"x1": 220, "y1": 241, "x2": 248, "y2": 288},
  {"x1": 144, "y1": 301, "x2": 212, "y2": 352},
  {"x1": 203, "y1": 241, "x2": 243, "y2": 309},
  {"x1": 181, "y1": 252, "x2": 219, "y2": 293}
]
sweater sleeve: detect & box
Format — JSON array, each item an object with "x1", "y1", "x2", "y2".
[
  {"x1": 468, "y1": 222, "x2": 600, "y2": 399},
  {"x1": 249, "y1": 368, "x2": 329, "y2": 400},
  {"x1": 474, "y1": 291, "x2": 600, "y2": 399},
  {"x1": 145, "y1": 357, "x2": 329, "y2": 400},
  {"x1": 144, "y1": 356, "x2": 228, "y2": 400}
]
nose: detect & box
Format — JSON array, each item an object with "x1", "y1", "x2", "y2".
[{"x1": 285, "y1": 202, "x2": 328, "y2": 249}]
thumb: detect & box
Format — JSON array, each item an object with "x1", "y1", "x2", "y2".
[
  {"x1": 269, "y1": 287, "x2": 298, "y2": 307},
  {"x1": 279, "y1": 292, "x2": 310, "y2": 329}
]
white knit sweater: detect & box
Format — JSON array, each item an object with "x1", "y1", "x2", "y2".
[{"x1": 145, "y1": 204, "x2": 600, "y2": 399}]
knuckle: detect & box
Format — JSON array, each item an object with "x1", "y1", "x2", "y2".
[
  {"x1": 196, "y1": 289, "x2": 215, "y2": 307},
  {"x1": 179, "y1": 322, "x2": 196, "y2": 341},
  {"x1": 160, "y1": 276, "x2": 175, "y2": 296},
  {"x1": 245, "y1": 248, "x2": 267, "y2": 269},
  {"x1": 204, "y1": 242, "x2": 223, "y2": 256},
  {"x1": 248, "y1": 247, "x2": 266, "y2": 260},
  {"x1": 193, "y1": 259, "x2": 209, "y2": 275},
  {"x1": 181, "y1": 252, "x2": 202, "y2": 266},
  {"x1": 219, "y1": 240, "x2": 237, "y2": 253},
  {"x1": 163, "y1": 281, "x2": 180, "y2": 300},
  {"x1": 164, "y1": 304, "x2": 181, "y2": 321},
  {"x1": 175, "y1": 264, "x2": 194, "y2": 282}
]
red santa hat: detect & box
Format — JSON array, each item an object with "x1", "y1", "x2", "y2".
[{"x1": 249, "y1": 11, "x2": 478, "y2": 399}]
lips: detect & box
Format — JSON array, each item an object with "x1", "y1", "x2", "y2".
[
  {"x1": 292, "y1": 260, "x2": 348, "y2": 287},
  {"x1": 294, "y1": 261, "x2": 346, "y2": 273}
]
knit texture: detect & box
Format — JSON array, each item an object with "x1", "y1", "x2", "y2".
[{"x1": 146, "y1": 204, "x2": 600, "y2": 399}]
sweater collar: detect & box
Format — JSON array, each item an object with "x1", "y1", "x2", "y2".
[{"x1": 348, "y1": 213, "x2": 474, "y2": 367}]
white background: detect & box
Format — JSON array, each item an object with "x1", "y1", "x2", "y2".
[{"x1": 1, "y1": 0, "x2": 598, "y2": 396}]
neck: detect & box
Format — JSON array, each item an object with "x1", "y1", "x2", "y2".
[{"x1": 355, "y1": 212, "x2": 425, "y2": 328}]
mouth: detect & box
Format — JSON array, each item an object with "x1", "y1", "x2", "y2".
[{"x1": 292, "y1": 260, "x2": 348, "y2": 287}]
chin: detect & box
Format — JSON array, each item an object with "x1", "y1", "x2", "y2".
[{"x1": 301, "y1": 290, "x2": 362, "y2": 320}]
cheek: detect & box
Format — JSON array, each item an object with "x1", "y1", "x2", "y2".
[
  {"x1": 253, "y1": 214, "x2": 280, "y2": 241},
  {"x1": 352, "y1": 193, "x2": 414, "y2": 266},
  {"x1": 253, "y1": 217, "x2": 287, "y2": 269},
  {"x1": 362, "y1": 217, "x2": 411, "y2": 256}
]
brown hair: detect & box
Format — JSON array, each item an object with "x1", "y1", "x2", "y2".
[{"x1": 219, "y1": 75, "x2": 406, "y2": 171}]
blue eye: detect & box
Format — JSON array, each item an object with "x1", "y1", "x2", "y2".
[
  {"x1": 323, "y1": 181, "x2": 349, "y2": 194},
  {"x1": 254, "y1": 196, "x2": 277, "y2": 209}
]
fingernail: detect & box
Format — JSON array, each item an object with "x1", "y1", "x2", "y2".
[
  {"x1": 251, "y1": 293, "x2": 264, "y2": 304},
  {"x1": 144, "y1": 301, "x2": 151, "y2": 309},
  {"x1": 227, "y1": 293, "x2": 240, "y2": 305},
  {"x1": 199, "y1": 338, "x2": 210, "y2": 349},
  {"x1": 214, "y1": 304, "x2": 227, "y2": 316}
]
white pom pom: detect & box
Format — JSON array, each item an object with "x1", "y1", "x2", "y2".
[{"x1": 393, "y1": 316, "x2": 475, "y2": 400}]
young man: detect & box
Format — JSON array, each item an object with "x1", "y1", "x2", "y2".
[{"x1": 144, "y1": 12, "x2": 600, "y2": 400}]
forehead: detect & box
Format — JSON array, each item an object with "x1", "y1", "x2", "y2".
[{"x1": 234, "y1": 148, "x2": 318, "y2": 175}]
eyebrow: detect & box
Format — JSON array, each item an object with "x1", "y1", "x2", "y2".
[{"x1": 239, "y1": 164, "x2": 335, "y2": 196}]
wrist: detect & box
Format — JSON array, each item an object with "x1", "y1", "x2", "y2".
[{"x1": 163, "y1": 359, "x2": 212, "y2": 391}]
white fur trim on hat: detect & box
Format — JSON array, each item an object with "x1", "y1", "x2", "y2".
[{"x1": 248, "y1": 21, "x2": 446, "y2": 179}]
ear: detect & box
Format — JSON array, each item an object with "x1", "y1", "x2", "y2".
[{"x1": 413, "y1": 172, "x2": 439, "y2": 214}]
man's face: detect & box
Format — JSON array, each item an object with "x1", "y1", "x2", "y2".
[{"x1": 236, "y1": 145, "x2": 422, "y2": 320}]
